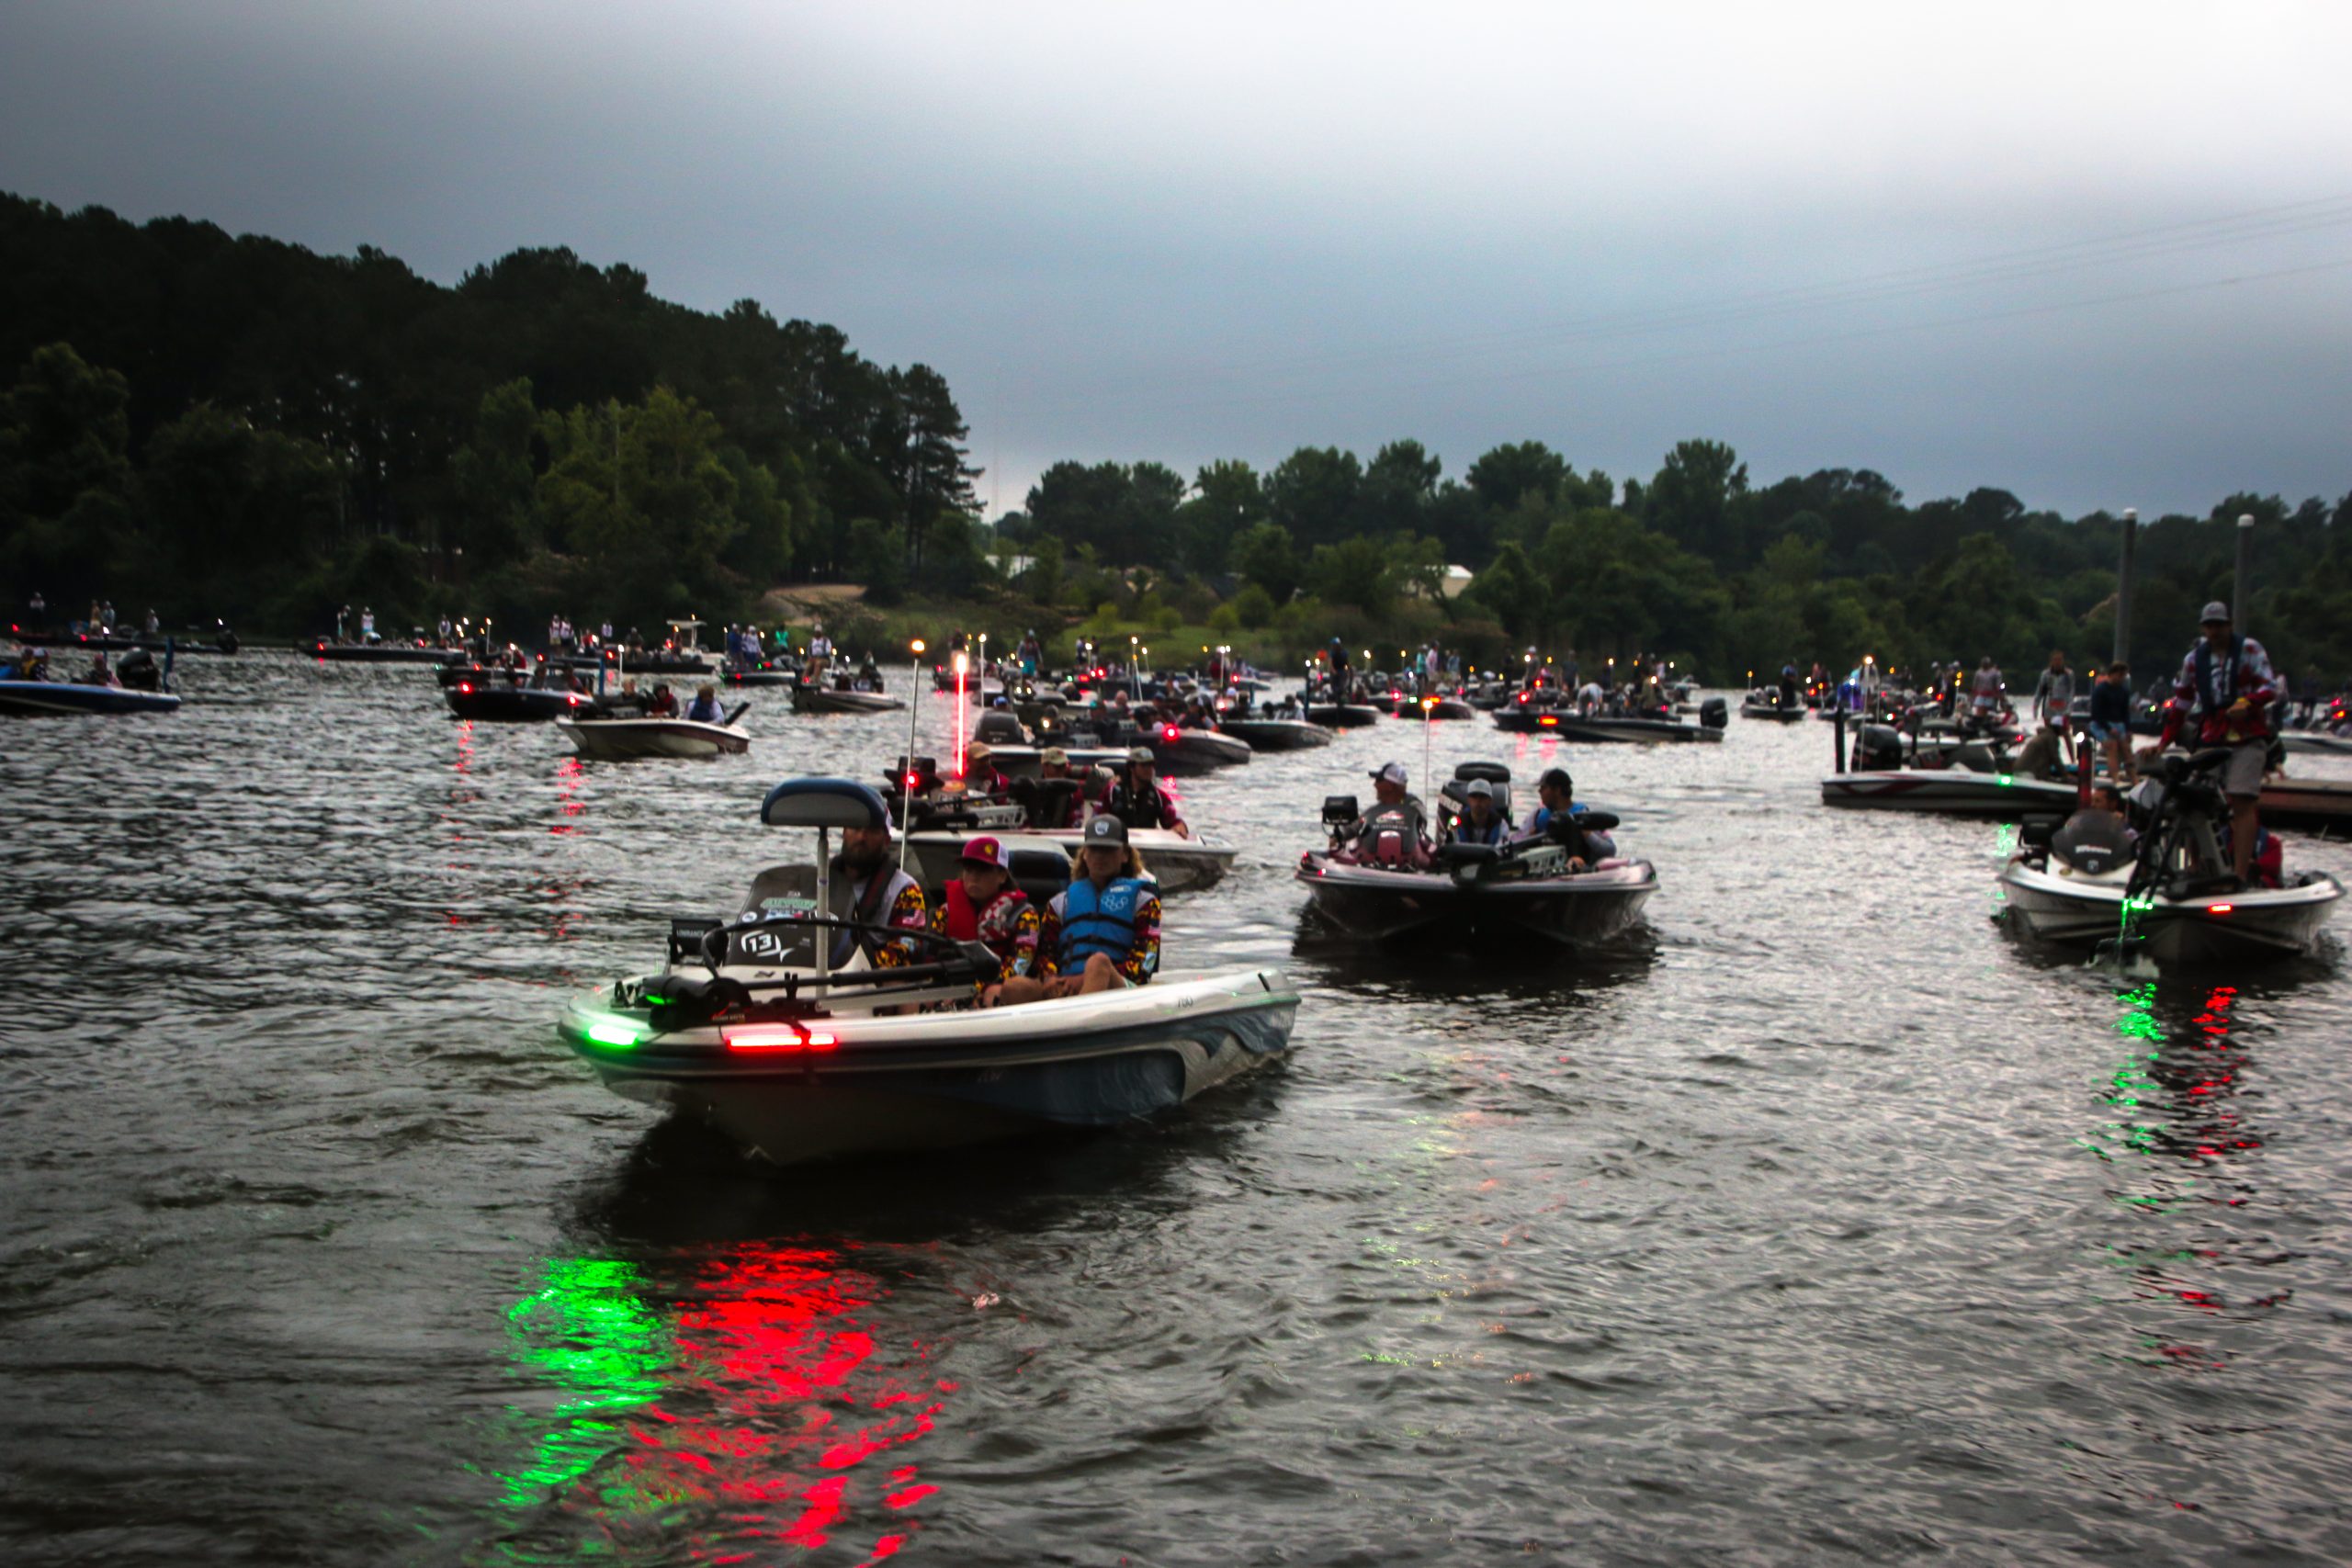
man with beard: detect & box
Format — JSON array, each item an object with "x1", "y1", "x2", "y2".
[{"x1": 827, "y1": 819, "x2": 928, "y2": 968}]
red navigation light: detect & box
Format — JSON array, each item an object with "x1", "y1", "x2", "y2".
[
  {"x1": 2208, "y1": 902, "x2": 2234, "y2": 915},
  {"x1": 1161, "y1": 725, "x2": 1180, "y2": 741},
  {"x1": 1516, "y1": 693, "x2": 1529, "y2": 705},
  {"x1": 905, "y1": 772, "x2": 920, "y2": 788},
  {"x1": 725, "y1": 1022, "x2": 838, "y2": 1052},
  {"x1": 458, "y1": 682, "x2": 474, "y2": 694}
]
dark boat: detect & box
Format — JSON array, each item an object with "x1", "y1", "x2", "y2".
[
  {"x1": 312, "y1": 639, "x2": 462, "y2": 665},
  {"x1": 444, "y1": 667, "x2": 597, "y2": 722}
]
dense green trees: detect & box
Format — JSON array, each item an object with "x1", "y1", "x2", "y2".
[
  {"x1": 0, "y1": 192, "x2": 978, "y2": 631},
  {"x1": 1014, "y1": 428, "x2": 2351, "y2": 683}
]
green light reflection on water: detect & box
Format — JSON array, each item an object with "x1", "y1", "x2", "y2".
[{"x1": 492, "y1": 1258, "x2": 670, "y2": 1508}]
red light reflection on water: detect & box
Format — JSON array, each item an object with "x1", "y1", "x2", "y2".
[{"x1": 554, "y1": 1245, "x2": 950, "y2": 1561}]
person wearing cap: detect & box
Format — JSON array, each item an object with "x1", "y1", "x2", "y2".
[
  {"x1": 1450, "y1": 777, "x2": 1509, "y2": 847},
  {"x1": 1019, "y1": 746, "x2": 1089, "y2": 829},
  {"x1": 825, "y1": 816, "x2": 929, "y2": 969},
  {"x1": 1334, "y1": 761, "x2": 1431, "y2": 865},
  {"x1": 997, "y1": 814, "x2": 1161, "y2": 1002},
  {"x1": 1106, "y1": 747, "x2": 1189, "y2": 837},
  {"x1": 2139, "y1": 602, "x2": 2279, "y2": 885},
  {"x1": 931, "y1": 835, "x2": 1041, "y2": 994},
  {"x1": 964, "y1": 742, "x2": 1012, "y2": 797},
  {"x1": 1524, "y1": 767, "x2": 1611, "y2": 868}
]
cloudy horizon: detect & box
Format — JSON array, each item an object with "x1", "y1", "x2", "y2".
[{"x1": 5, "y1": 1, "x2": 2349, "y2": 525}]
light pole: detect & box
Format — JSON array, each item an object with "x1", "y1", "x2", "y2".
[{"x1": 900, "y1": 638, "x2": 925, "y2": 874}]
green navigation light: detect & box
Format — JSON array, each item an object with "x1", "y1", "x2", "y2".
[{"x1": 584, "y1": 1018, "x2": 641, "y2": 1048}]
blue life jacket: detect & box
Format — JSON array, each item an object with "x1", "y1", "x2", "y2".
[
  {"x1": 1455, "y1": 812, "x2": 1507, "y2": 845},
  {"x1": 2192, "y1": 634, "x2": 2244, "y2": 715},
  {"x1": 1057, "y1": 875, "x2": 1146, "y2": 969}
]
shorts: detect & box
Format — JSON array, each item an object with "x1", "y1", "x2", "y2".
[
  {"x1": 2085, "y1": 720, "x2": 2125, "y2": 743},
  {"x1": 2222, "y1": 740, "x2": 2267, "y2": 798}
]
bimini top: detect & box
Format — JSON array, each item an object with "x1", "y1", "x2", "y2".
[{"x1": 761, "y1": 777, "x2": 889, "y2": 830}]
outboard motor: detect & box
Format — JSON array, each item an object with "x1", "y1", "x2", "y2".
[
  {"x1": 972, "y1": 709, "x2": 1027, "y2": 745},
  {"x1": 1699, "y1": 695, "x2": 1728, "y2": 729},
  {"x1": 2049, "y1": 809, "x2": 2134, "y2": 876},
  {"x1": 1852, "y1": 723, "x2": 1903, "y2": 772}
]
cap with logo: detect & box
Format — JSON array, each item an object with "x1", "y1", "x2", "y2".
[
  {"x1": 1128, "y1": 746, "x2": 1156, "y2": 764},
  {"x1": 968, "y1": 741, "x2": 993, "y2": 761},
  {"x1": 1370, "y1": 761, "x2": 1408, "y2": 786},
  {"x1": 1041, "y1": 746, "x2": 1069, "y2": 766},
  {"x1": 1083, "y1": 814, "x2": 1129, "y2": 845},
  {"x1": 1465, "y1": 778, "x2": 1493, "y2": 798},
  {"x1": 957, "y1": 835, "x2": 1009, "y2": 868},
  {"x1": 2199, "y1": 601, "x2": 2231, "y2": 624}
]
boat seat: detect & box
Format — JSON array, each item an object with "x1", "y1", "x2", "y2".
[
  {"x1": 1008, "y1": 847, "x2": 1073, "y2": 905},
  {"x1": 739, "y1": 863, "x2": 819, "y2": 918}
]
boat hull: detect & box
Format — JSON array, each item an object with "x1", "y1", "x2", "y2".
[
  {"x1": 560, "y1": 969, "x2": 1298, "y2": 1162},
  {"x1": 555, "y1": 716, "x2": 751, "y2": 759},
  {"x1": 1305, "y1": 704, "x2": 1384, "y2": 728},
  {"x1": 2258, "y1": 777, "x2": 2352, "y2": 833},
  {"x1": 791, "y1": 686, "x2": 905, "y2": 715},
  {"x1": 1540, "y1": 716, "x2": 1722, "y2": 743},
  {"x1": 445, "y1": 686, "x2": 591, "y2": 722},
  {"x1": 311, "y1": 641, "x2": 461, "y2": 664},
  {"x1": 1820, "y1": 771, "x2": 2077, "y2": 818},
  {"x1": 1150, "y1": 729, "x2": 1251, "y2": 773},
  {"x1": 1295, "y1": 854, "x2": 1656, "y2": 944},
  {"x1": 0, "y1": 681, "x2": 180, "y2": 716},
  {"x1": 1218, "y1": 718, "x2": 1335, "y2": 750},
  {"x1": 1998, "y1": 863, "x2": 2342, "y2": 964}
]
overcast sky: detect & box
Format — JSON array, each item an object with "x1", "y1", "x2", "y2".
[{"x1": 5, "y1": 1, "x2": 2350, "y2": 523}]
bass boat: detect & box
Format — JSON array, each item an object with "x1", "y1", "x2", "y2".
[
  {"x1": 556, "y1": 705, "x2": 752, "y2": 760},
  {"x1": 0, "y1": 678, "x2": 180, "y2": 716},
  {"x1": 557, "y1": 778, "x2": 1300, "y2": 1162},
  {"x1": 1998, "y1": 749, "x2": 2342, "y2": 966},
  {"x1": 1821, "y1": 722, "x2": 2076, "y2": 818},
  {"x1": 1295, "y1": 767, "x2": 1655, "y2": 944}
]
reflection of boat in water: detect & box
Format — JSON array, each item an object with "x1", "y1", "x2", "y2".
[
  {"x1": 558, "y1": 778, "x2": 1298, "y2": 1163},
  {"x1": 555, "y1": 709, "x2": 752, "y2": 759},
  {"x1": 1997, "y1": 751, "x2": 2342, "y2": 967},
  {"x1": 1295, "y1": 764, "x2": 1656, "y2": 945}
]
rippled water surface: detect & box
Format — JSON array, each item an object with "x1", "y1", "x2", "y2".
[{"x1": 6, "y1": 654, "x2": 2352, "y2": 1565}]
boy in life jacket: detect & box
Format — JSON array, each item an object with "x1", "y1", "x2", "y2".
[
  {"x1": 996, "y1": 815, "x2": 1160, "y2": 1003},
  {"x1": 931, "y1": 834, "x2": 1041, "y2": 998}
]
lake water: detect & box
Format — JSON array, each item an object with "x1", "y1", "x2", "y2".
[{"x1": 5, "y1": 654, "x2": 2351, "y2": 1565}]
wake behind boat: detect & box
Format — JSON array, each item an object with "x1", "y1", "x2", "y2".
[{"x1": 556, "y1": 778, "x2": 1299, "y2": 1162}]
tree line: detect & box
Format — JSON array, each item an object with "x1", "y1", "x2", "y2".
[
  {"x1": 0, "y1": 192, "x2": 978, "y2": 634},
  {"x1": 6, "y1": 190, "x2": 2346, "y2": 687},
  {"x1": 999, "y1": 441, "x2": 2352, "y2": 687}
]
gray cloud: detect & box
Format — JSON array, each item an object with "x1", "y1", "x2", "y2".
[{"x1": 5, "y1": 1, "x2": 2350, "y2": 521}]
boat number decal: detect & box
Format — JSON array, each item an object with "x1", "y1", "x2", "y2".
[{"x1": 736, "y1": 930, "x2": 801, "y2": 961}]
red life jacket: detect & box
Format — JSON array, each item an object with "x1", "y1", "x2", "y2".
[{"x1": 942, "y1": 879, "x2": 982, "y2": 941}]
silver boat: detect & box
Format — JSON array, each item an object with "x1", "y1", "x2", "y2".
[{"x1": 558, "y1": 778, "x2": 1299, "y2": 1163}]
